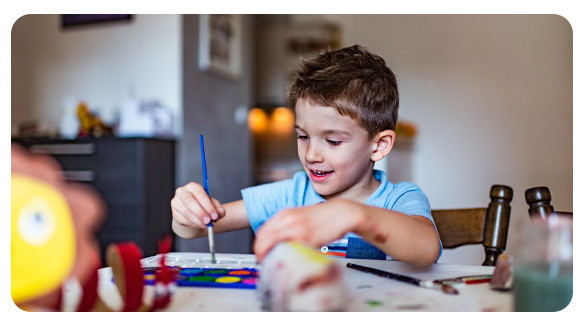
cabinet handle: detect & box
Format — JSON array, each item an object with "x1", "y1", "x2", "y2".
[
  {"x1": 29, "y1": 143, "x2": 95, "y2": 155},
  {"x1": 63, "y1": 170, "x2": 95, "y2": 182}
]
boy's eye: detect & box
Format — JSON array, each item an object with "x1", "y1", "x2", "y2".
[
  {"x1": 297, "y1": 135, "x2": 308, "y2": 141},
  {"x1": 326, "y1": 139, "x2": 342, "y2": 146}
]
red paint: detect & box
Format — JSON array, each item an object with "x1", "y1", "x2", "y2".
[
  {"x1": 298, "y1": 278, "x2": 318, "y2": 292},
  {"x1": 373, "y1": 234, "x2": 387, "y2": 244},
  {"x1": 229, "y1": 270, "x2": 250, "y2": 275}
]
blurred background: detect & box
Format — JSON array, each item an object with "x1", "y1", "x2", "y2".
[{"x1": 11, "y1": 14, "x2": 572, "y2": 265}]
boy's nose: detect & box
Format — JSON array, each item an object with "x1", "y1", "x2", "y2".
[{"x1": 305, "y1": 143, "x2": 324, "y2": 163}]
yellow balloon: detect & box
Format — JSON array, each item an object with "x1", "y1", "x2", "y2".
[{"x1": 11, "y1": 174, "x2": 76, "y2": 304}]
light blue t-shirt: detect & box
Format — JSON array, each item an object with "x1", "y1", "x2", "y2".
[{"x1": 241, "y1": 169, "x2": 442, "y2": 260}]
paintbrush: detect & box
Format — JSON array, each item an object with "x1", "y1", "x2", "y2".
[
  {"x1": 200, "y1": 135, "x2": 216, "y2": 264},
  {"x1": 434, "y1": 274, "x2": 492, "y2": 285},
  {"x1": 346, "y1": 263, "x2": 458, "y2": 295}
]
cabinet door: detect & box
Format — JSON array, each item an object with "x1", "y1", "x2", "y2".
[{"x1": 16, "y1": 138, "x2": 176, "y2": 262}]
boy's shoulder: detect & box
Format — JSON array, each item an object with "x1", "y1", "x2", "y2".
[
  {"x1": 367, "y1": 170, "x2": 432, "y2": 221},
  {"x1": 369, "y1": 170, "x2": 429, "y2": 208}
]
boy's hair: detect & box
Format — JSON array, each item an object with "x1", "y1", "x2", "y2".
[{"x1": 284, "y1": 44, "x2": 399, "y2": 140}]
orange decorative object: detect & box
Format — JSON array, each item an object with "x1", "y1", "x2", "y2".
[{"x1": 395, "y1": 121, "x2": 417, "y2": 138}]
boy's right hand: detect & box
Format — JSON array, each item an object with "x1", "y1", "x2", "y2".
[{"x1": 171, "y1": 182, "x2": 226, "y2": 230}]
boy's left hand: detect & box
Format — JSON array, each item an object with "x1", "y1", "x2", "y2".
[{"x1": 253, "y1": 199, "x2": 362, "y2": 261}]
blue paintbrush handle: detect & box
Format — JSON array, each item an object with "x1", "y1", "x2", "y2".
[
  {"x1": 200, "y1": 135, "x2": 210, "y2": 195},
  {"x1": 200, "y1": 135, "x2": 212, "y2": 227}
]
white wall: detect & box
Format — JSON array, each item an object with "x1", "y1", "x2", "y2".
[
  {"x1": 11, "y1": 14, "x2": 182, "y2": 136},
  {"x1": 312, "y1": 14, "x2": 573, "y2": 264}
]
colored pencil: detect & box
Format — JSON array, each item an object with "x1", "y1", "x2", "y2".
[
  {"x1": 200, "y1": 134, "x2": 216, "y2": 264},
  {"x1": 346, "y1": 263, "x2": 459, "y2": 295}
]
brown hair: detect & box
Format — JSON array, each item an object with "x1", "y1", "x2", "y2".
[{"x1": 284, "y1": 44, "x2": 399, "y2": 139}]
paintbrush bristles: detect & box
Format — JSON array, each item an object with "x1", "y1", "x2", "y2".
[
  {"x1": 208, "y1": 226, "x2": 216, "y2": 263},
  {"x1": 440, "y1": 284, "x2": 459, "y2": 295},
  {"x1": 419, "y1": 280, "x2": 459, "y2": 295}
]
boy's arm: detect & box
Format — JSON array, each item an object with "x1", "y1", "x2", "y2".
[
  {"x1": 172, "y1": 199, "x2": 250, "y2": 239},
  {"x1": 351, "y1": 203, "x2": 441, "y2": 266},
  {"x1": 253, "y1": 198, "x2": 441, "y2": 267}
]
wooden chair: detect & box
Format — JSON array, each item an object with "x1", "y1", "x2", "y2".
[
  {"x1": 432, "y1": 185, "x2": 513, "y2": 266},
  {"x1": 525, "y1": 186, "x2": 573, "y2": 219}
]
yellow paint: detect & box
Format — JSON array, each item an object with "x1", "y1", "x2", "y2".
[
  {"x1": 288, "y1": 242, "x2": 330, "y2": 264},
  {"x1": 215, "y1": 276, "x2": 242, "y2": 283},
  {"x1": 11, "y1": 175, "x2": 76, "y2": 303}
]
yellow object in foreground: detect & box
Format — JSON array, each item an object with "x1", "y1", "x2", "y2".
[
  {"x1": 287, "y1": 241, "x2": 330, "y2": 264},
  {"x1": 11, "y1": 175, "x2": 76, "y2": 304}
]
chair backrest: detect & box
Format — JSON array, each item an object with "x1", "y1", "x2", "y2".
[
  {"x1": 432, "y1": 185, "x2": 513, "y2": 266},
  {"x1": 525, "y1": 186, "x2": 573, "y2": 219}
]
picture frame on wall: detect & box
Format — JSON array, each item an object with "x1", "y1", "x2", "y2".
[{"x1": 198, "y1": 14, "x2": 242, "y2": 79}]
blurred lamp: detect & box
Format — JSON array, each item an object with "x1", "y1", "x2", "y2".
[
  {"x1": 248, "y1": 108, "x2": 269, "y2": 133},
  {"x1": 270, "y1": 107, "x2": 295, "y2": 134}
]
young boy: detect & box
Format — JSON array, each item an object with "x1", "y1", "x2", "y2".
[{"x1": 171, "y1": 44, "x2": 442, "y2": 267}]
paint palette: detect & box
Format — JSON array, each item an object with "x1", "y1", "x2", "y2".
[
  {"x1": 140, "y1": 253, "x2": 259, "y2": 269},
  {"x1": 143, "y1": 267, "x2": 259, "y2": 289}
]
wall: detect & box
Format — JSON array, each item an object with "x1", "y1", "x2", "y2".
[
  {"x1": 312, "y1": 14, "x2": 573, "y2": 264},
  {"x1": 11, "y1": 14, "x2": 182, "y2": 136},
  {"x1": 177, "y1": 15, "x2": 255, "y2": 253}
]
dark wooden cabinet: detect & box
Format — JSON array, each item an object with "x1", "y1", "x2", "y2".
[{"x1": 15, "y1": 137, "x2": 176, "y2": 263}]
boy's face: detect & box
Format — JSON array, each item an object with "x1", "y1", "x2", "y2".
[{"x1": 294, "y1": 98, "x2": 378, "y2": 201}]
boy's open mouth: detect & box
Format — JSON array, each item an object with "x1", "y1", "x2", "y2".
[{"x1": 310, "y1": 169, "x2": 334, "y2": 181}]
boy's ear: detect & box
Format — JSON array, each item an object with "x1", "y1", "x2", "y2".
[{"x1": 371, "y1": 130, "x2": 396, "y2": 162}]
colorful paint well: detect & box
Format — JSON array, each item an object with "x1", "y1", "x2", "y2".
[
  {"x1": 241, "y1": 278, "x2": 257, "y2": 285},
  {"x1": 203, "y1": 269, "x2": 227, "y2": 275},
  {"x1": 180, "y1": 269, "x2": 204, "y2": 277},
  {"x1": 215, "y1": 276, "x2": 242, "y2": 284},
  {"x1": 142, "y1": 267, "x2": 259, "y2": 289},
  {"x1": 229, "y1": 270, "x2": 251, "y2": 276}
]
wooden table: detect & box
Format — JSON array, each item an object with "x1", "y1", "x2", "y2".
[{"x1": 75, "y1": 252, "x2": 513, "y2": 312}]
